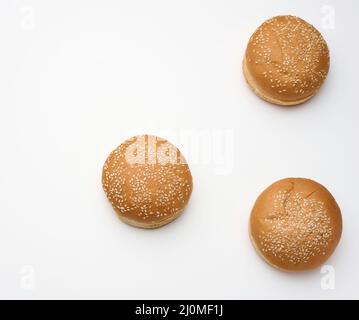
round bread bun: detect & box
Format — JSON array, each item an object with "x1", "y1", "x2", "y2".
[
  {"x1": 243, "y1": 15, "x2": 330, "y2": 106},
  {"x1": 102, "y1": 135, "x2": 193, "y2": 229},
  {"x1": 249, "y1": 178, "x2": 342, "y2": 272}
]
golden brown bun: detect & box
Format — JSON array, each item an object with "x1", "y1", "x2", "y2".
[
  {"x1": 102, "y1": 135, "x2": 193, "y2": 229},
  {"x1": 250, "y1": 178, "x2": 342, "y2": 272},
  {"x1": 243, "y1": 16, "x2": 330, "y2": 106}
]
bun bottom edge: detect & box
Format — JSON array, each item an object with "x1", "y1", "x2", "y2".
[{"x1": 114, "y1": 207, "x2": 186, "y2": 229}]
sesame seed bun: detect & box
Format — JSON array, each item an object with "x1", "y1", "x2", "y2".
[
  {"x1": 249, "y1": 178, "x2": 342, "y2": 272},
  {"x1": 102, "y1": 135, "x2": 193, "y2": 229},
  {"x1": 243, "y1": 16, "x2": 330, "y2": 106}
]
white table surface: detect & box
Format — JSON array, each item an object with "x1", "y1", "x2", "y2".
[{"x1": 0, "y1": 0, "x2": 358, "y2": 299}]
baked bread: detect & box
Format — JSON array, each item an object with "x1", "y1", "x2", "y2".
[
  {"x1": 102, "y1": 135, "x2": 193, "y2": 229},
  {"x1": 250, "y1": 178, "x2": 342, "y2": 272},
  {"x1": 243, "y1": 15, "x2": 330, "y2": 106}
]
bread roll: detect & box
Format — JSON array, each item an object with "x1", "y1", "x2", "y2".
[
  {"x1": 250, "y1": 178, "x2": 342, "y2": 272},
  {"x1": 102, "y1": 135, "x2": 193, "y2": 229},
  {"x1": 243, "y1": 15, "x2": 330, "y2": 106}
]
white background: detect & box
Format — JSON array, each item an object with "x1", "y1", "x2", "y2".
[{"x1": 0, "y1": 0, "x2": 358, "y2": 300}]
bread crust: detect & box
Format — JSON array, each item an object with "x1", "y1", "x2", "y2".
[
  {"x1": 243, "y1": 16, "x2": 330, "y2": 106},
  {"x1": 102, "y1": 135, "x2": 193, "y2": 229},
  {"x1": 249, "y1": 178, "x2": 342, "y2": 272}
]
